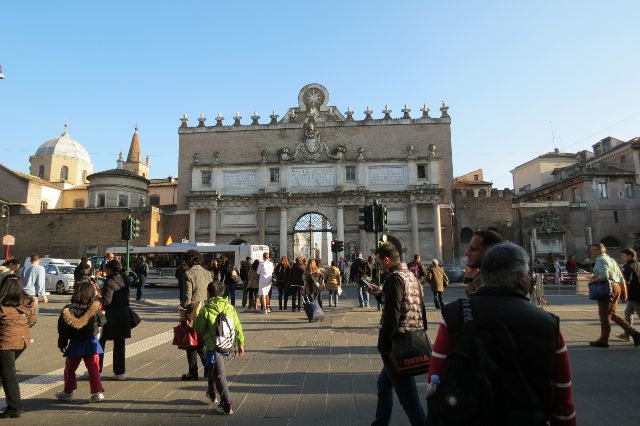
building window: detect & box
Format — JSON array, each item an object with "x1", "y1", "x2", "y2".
[
  {"x1": 417, "y1": 164, "x2": 426, "y2": 179},
  {"x1": 557, "y1": 192, "x2": 563, "y2": 201},
  {"x1": 473, "y1": 174, "x2": 479, "y2": 181},
  {"x1": 38, "y1": 165, "x2": 45, "y2": 178},
  {"x1": 571, "y1": 187, "x2": 578, "y2": 202},
  {"x1": 201, "y1": 170, "x2": 211, "y2": 186},
  {"x1": 613, "y1": 211, "x2": 619, "y2": 223},
  {"x1": 598, "y1": 182, "x2": 608, "y2": 199},
  {"x1": 139, "y1": 195, "x2": 146, "y2": 208},
  {"x1": 345, "y1": 166, "x2": 356, "y2": 182},
  {"x1": 149, "y1": 195, "x2": 160, "y2": 206},
  {"x1": 40, "y1": 201, "x2": 48, "y2": 212},
  {"x1": 60, "y1": 165, "x2": 69, "y2": 181},
  {"x1": 625, "y1": 182, "x2": 634, "y2": 198},
  {"x1": 73, "y1": 199, "x2": 84, "y2": 208},
  {"x1": 620, "y1": 155, "x2": 626, "y2": 164},
  {"x1": 270, "y1": 168, "x2": 280, "y2": 183},
  {"x1": 96, "y1": 193, "x2": 106, "y2": 207},
  {"x1": 118, "y1": 193, "x2": 130, "y2": 207}
]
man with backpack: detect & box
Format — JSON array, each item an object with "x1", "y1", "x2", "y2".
[
  {"x1": 427, "y1": 242, "x2": 576, "y2": 425},
  {"x1": 194, "y1": 281, "x2": 245, "y2": 416},
  {"x1": 407, "y1": 254, "x2": 426, "y2": 283}
]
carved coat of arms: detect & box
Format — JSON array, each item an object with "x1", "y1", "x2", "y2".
[
  {"x1": 536, "y1": 211, "x2": 561, "y2": 233},
  {"x1": 293, "y1": 117, "x2": 341, "y2": 161}
]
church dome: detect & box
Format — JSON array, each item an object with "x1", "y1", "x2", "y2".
[{"x1": 35, "y1": 125, "x2": 91, "y2": 163}]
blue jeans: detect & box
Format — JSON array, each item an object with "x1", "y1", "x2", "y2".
[
  {"x1": 224, "y1": 281, "x2": 236, "y2": 306},
  {"x1": 136, "y1": 275, "x2": 146, "y2": 300},
  {"x1": 205, "y1": 351, "x2": 230, "y2": 405},
  {"x1": 373, "y1": 356, "x2": 427, "y2": 426},
  {"x1": 328, "y1": 290, "x2": 339, "y2": 306},
  {"x1": 357, "y1": 282, "x2": 369, "y2": 307}
]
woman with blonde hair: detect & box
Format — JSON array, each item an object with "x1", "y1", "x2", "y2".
[
  {"x1": 325, "y1": 260, "x2": 342, "y2": 307},
  {"x1": 304, "y1": 259, "x2": 325, "y2": 308}
]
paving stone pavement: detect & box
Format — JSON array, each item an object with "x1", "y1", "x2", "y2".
[{"x1": 1, "y1": 284, "x2": 639, "y2": 425}]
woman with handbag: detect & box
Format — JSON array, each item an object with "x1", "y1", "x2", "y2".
[
  {"x1": 180, "y1": 249, "x2": 210, "y2": 380},
  {"x1": 98, "y1": 259, "x2": 131, "y2": 381},
  {"x1": 304, "y1": 259, "x2": 324, "y2": 308},
  {"x1": 0, "y1": 275, "x2": 37, "y2": 418},
  {"x1": 367, "y1": 242, "x2": 428, "y2": 426},
  {"x1": 246, "y1": 260, "x2": 260, "y2": 310}
]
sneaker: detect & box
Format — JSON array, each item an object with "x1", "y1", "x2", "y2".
[
  {"x1": 216, "y1": 401, "x2": 233, "y2": 415},
  {"x1": 632, "y1": 332, "x2": 640, "y2": 347},
  {"x1": 113, "y1": 374, "x2": 127, "y2": 381},
  {"x1": 0, "y1": 410, "x2": 22, "y2": 419},
  {"x1": 205, "y1": 390, "x2": 218, "y2": 404},
  {"x1": 616, "y1": 332, "x2": 631, "y2": 342},
  {"x1": 55, "y1": 391, "x2": 74, "y2": 401},
  {"x1": 589, "y1": 339, "x2": 609, "y2": 348},
  {"x1": 89, "y1": 392, "x2": 105, "y2": 403}
]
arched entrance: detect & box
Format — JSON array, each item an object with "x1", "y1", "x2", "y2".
[
  {"x1": 293, "y1": 212, "x2": 333, "y2": 265},
  {"x1": 228, "y1": 238, "x2": 247, "y2": 245}
]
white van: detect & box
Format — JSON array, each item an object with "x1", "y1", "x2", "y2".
[{"x1": 23, "y1": 257, "x2": 69, "y2": 269}]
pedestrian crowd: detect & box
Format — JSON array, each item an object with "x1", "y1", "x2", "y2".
[{"x1": 2, "y1": 231, "x2": 640, "y2": 424}]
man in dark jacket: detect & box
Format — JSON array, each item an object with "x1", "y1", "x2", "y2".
[
  {"x1": 368, "y1": 243, "x2": 428, "y2": 426},
  {"x1": 134, "y1": 256, "x2": 148, "y2": 302},
  {"x1": 617, "y1": 248, "x2": 640, "y2": 341},
  {"x1": 240, "y1": 257, "x2": 251, "y2": 308},
  {"x1": 288, "y1": 256, "x2": 305, "y2": 312},
  {"x1": 350, "y1": 252, "x2": 371, "y2": 308},
  {"x1": 428, "y1": 242, "x2": 576, "y2": 425}
]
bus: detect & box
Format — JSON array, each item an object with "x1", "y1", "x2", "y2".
[{"x1": 105, "y1": 243, "x2": 269, "y2": 286}]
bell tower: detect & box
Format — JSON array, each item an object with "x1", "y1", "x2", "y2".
[{"x1": 122, "y1": 127, "x2": 150, "y2": 178}]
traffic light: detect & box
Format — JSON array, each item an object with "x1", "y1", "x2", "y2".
[
  {"x1": 331, "y1": 239, "x2": 337, "y2": 253},
  {"x1": 121, "y1": 219, "x2": 131, "y2": 241},
  {"x1": 359, "y1": 205, "x2": 375, "y2": 232},
  {"x1": 376, "y1": 204, "x2": 388, "y2": 233},
  {"x1": 336, "y1": 240, "x2": 344, "y2": 253},
  {"x1": 131, "y1": 218, "x2": 141, "y2": 240}
]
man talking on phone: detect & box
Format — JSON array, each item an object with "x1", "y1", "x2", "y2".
[{"x1": 368, "y1": 242, "x2": 428, "y2": 426}]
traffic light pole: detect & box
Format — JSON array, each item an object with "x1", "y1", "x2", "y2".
[{"x1": 125, "y1": 215, "x2": 132, "y2": 273}]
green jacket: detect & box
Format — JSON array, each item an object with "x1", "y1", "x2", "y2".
[{"x1": 194, "y1": 296, "x2": 245, "y2": 352}]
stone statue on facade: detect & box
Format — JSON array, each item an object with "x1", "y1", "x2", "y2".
[{"x1": 293, "y1": 117, "x2": 341, "y2": 161}]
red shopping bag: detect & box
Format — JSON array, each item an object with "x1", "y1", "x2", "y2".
[{"x1": 172, "y1": 321, "x2": 198, "y2": 349}]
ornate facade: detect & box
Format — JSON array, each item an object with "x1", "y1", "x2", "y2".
[{"x1": 176, "y1": 84, "x2": 454, "y2": 262}]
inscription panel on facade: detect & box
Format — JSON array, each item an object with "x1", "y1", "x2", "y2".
[
  {"x1": 221, "y1": 213, "x2": 256, "y2": 227},
  {"x1": 367, "y1": 166, "x2": 406, "y2": 185},
  {"x1": 290, "y1": 167, "x2": 335, "y2": 187},
  {"x1": 222, "y1": 171, "x2": 257, "y2": 187}
]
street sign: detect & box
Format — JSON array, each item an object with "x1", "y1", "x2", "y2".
[{"x1": 2, "y1": 235, "x2": 15, "y2": 246}]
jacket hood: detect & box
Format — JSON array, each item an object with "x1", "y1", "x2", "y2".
[
  {"x1": 62, "y1": 301, "x2": 102, "y2": 330},
  {"x1": 202, "y1": 296, "x2": 229, "y2": 314}
]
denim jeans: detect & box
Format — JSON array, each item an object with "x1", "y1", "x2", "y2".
[
  {"x1": 357, "y1": 282, "x2": 369, "y2": 307},
  {"x1": 373, "y1": 356, "x2": 427, "y2": 426},
  {"x1": 224, "y1": 281, "x2": 237, "y2": 306},
  {"x1": 0, "y1": 349, "x2": 24, "y2": 414},
  {"x1": 328, "y1": 290, "x2": 339, "y2": 306},
  {"x1": 624, "y1": 300, "x2": 640, "y2": 328},
  {"x1": 289, "y1": 286, "x2": 302, "y2": 310},
  {"x1": 136, "y1": 275, "x2": 146, "y2": 300},
  {"x1": 433, "y1": 291, "x2": 444, "y2": 310},
  {"x1": 206, "y1": 351, "x2": 231, "y2": 405}
]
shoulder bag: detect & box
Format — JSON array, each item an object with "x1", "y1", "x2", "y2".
[{"x1": 588, "y1": 279, "x2": 612, "y2": 300}]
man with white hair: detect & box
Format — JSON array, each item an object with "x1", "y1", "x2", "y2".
[
  {"x1": 426, "y1": 259, "x2": 448, "y2": 311},
  {"x1": 427, "y1": 242, "x2": 576, "y2": 425}
]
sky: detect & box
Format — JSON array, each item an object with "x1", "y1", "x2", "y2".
[{"x1": 1, "y1": 1, "x2": 639, "y2": 189}]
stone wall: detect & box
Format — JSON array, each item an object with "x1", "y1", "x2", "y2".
[{"x1": 7, "y1": 207, "x2": 162, "y2": 261}]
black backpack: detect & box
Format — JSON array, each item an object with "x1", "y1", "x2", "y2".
[
  {"x1": 428, "y1": 298, "x2": 499, "y2": 426},
  {"x1": 428, "y1": 299, "x2": 547, "y2": 426}
]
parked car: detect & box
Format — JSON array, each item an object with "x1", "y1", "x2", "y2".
[
  {"x1": 23, "y1": 257, "x2": 68, "y2": 270},
  {"x1": 44, "y1": 263, "x2": 76, "y2": 294},
  {"x1": 441, "y1": 264, "x2": 465, "y2": 283}
]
